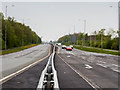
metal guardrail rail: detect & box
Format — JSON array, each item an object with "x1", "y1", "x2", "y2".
[{"x1": 37, "y1": 45, "x2": 59, "y2": 90}]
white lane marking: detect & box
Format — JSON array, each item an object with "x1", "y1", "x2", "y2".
[
  {"x1": 97, "y1": 63, "x2": 120, "y2": 73},
  {"x1": 110, "y1": 64, "x2": 120, "y2": 73},
  {"x1": 112, "y1": 64, "x2": 120, "y2": 67},
  {"x1": 58, "y1": 55, "x2": 100, "y2": 90},
  {"x1": 67, "y1": 55, "x2": 70, "y2": 57},
  {"x1": 111, "y1": 69, "x2": 120, "y2": 73},
  {"x1": 97, "y1": 63, "x2": 107, "y2": 68},
  {"x1": 85, "y1": 64, "x2": 93, "y2": 69},
  {"x1": 0, "y1": 46, "x2": 51, "y2": 85},
  {"x1": 97, "y1": 61, "x2": 106, "y2": 64}
]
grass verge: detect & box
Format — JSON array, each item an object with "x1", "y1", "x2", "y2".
[
  {"x1": 74, "y1": 46, "x2": 120, "y2": 56},
  {"x1": 1, "y1": 44, "x2": 40, "y2": 55}
]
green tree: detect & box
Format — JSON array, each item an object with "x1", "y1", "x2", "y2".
[{"x1": 1, "y1": 12, "x2": 41, "y2": 50}]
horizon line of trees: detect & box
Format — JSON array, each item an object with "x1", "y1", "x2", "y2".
[
  {"x1": 57, "y1": 29, "x2": 119, "y2": 50},
  {"x1": 0, "y1": 12, "x2": 41, "y2": 50}
]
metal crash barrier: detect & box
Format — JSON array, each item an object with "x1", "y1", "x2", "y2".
[{"x1": 37, "y1": 45, "x2": 59, "y2": 90}]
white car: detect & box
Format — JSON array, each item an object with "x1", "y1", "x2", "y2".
[
  {"x1": 62, "y1": 45, "x2": 66, "y2": 49},
  {"x1": 70, "y1": 45, "x2": 73, "y2": 49},
  {"x1": 56, "y1": 43, "x2": 61, "y2": 46}
]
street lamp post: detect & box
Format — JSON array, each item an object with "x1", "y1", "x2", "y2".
[
  {"x1": 118, "y1": 5, "x2": 120, "y2": 87},
  {"x1": 84, "y1": 20, "x2": 86, "y2": 47},
  {"x1": 74, "y1": 24, "x2": 75, "y2": 45},
  {"x1": 68, "y1": 28, "x2": 70, "y2": 45},
  {"x1": 22, "y1": 19, "x2": 24, "y2": 46},
  {"x1": 5, "y1": 5, "x2": 8, "y2": 50},
  {"x1": 4, "y1": 5, "x2": 14, "y2": 50},
  {"x1": 90, "y1": 34, "x2": 91, "y2": 47},
  {"x1": 19, "y1": 18, "x2": 30, "y2": 46},
  {"x1": 78, "y1": 19, "x2": 87, "y2": 47},
  {"x1": 101, "y1": 32, "x2": 102, "y2": 48}
]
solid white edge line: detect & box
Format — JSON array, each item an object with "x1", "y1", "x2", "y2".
[
  {"x1": 58, "y1": 55, "x2": 101, "y2": 90},
  {"x1": 0, "y1": 45, "x2": 51, "y2": 85}
]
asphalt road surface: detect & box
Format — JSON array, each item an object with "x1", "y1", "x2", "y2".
[
  {"x1": 1, "y1": 45, "x2": 119, "y2": 90},
  {"x1": 54, "y1": 54, "x2": 93, "y2": 89},
  {"x1": 2, "y1": 45, "x2": 94, "y2": 89},
  {"x1": 2, "y1": 56, "x2": 49, "y2": 89},
  {"x1": 0, "y1": 44, "x2": 50, "y2": 78},
  {"x1": 57, "y1": 46, "x2": 119, "y2": 89}
]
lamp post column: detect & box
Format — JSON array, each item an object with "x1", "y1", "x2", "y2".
[
  {"x1": 5, "y1": 5, "x2": 8, "y2": 50},
  {"x1": 118, "y1": 1, "x2": 120, "y2": 51}
]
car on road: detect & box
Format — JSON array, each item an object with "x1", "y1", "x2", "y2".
[
  {"x1": 66, "y1": 46, "x2": 72, "y2": 51},
  {"x1": 62, "y1": 45, "x2": 66, "y2": 49},
  {"x1": 56, "y1": 43, "x2": 61, "y2": 46},
  {"x1": 70, "y1": 45, "x2": 73, "y2": 49}
]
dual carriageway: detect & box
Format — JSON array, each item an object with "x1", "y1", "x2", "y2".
[{"x1": 0, "y1": 44, "x2": 119, "y2": 90}]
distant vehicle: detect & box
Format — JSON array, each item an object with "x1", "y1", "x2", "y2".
[
  {"x1": 70, "y1": 45, "x2": 73, "y2": 49},
  {"x1": 56, "y1": 43, "x2": 61, "y2": 46},
  {"x1": 62, "y1": 45, "x2": 66, "y2": 49},
  {"x1": 66, "y1": 46, "x2": 72, "y2": 51}
]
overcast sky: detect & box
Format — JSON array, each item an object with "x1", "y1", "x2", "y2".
[{"x1": 1, "y1": 1, "x2": 119, "y2": 42}]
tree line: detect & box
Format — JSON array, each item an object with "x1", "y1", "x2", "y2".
[
  {"x1": 0, "y1": 12, "x2": 41, "y2": 50},
  {"x1": 57, "y1": 28, "x2": 119, "y2": 50}
]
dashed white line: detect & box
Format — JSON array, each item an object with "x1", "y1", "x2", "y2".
[
  {"x1": 97, "y1": 63, "x2": 108, "y2": 68},
  {"x1": 97, "y1": 61, "x2": 106, "y2": 64}
]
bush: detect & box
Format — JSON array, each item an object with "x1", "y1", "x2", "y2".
[
  {"x1": 111, "y1": 42, "x2": 119, "y2": 50},
  {"x1": 103, "y1": 40, "x2": 113, "y2": 49},
  {"x1": 1, "y1": 44, "x2": 39, "y2": 55},
  {"x1": 111, "y1": 38, "x2": 119, "y2": 50}
]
